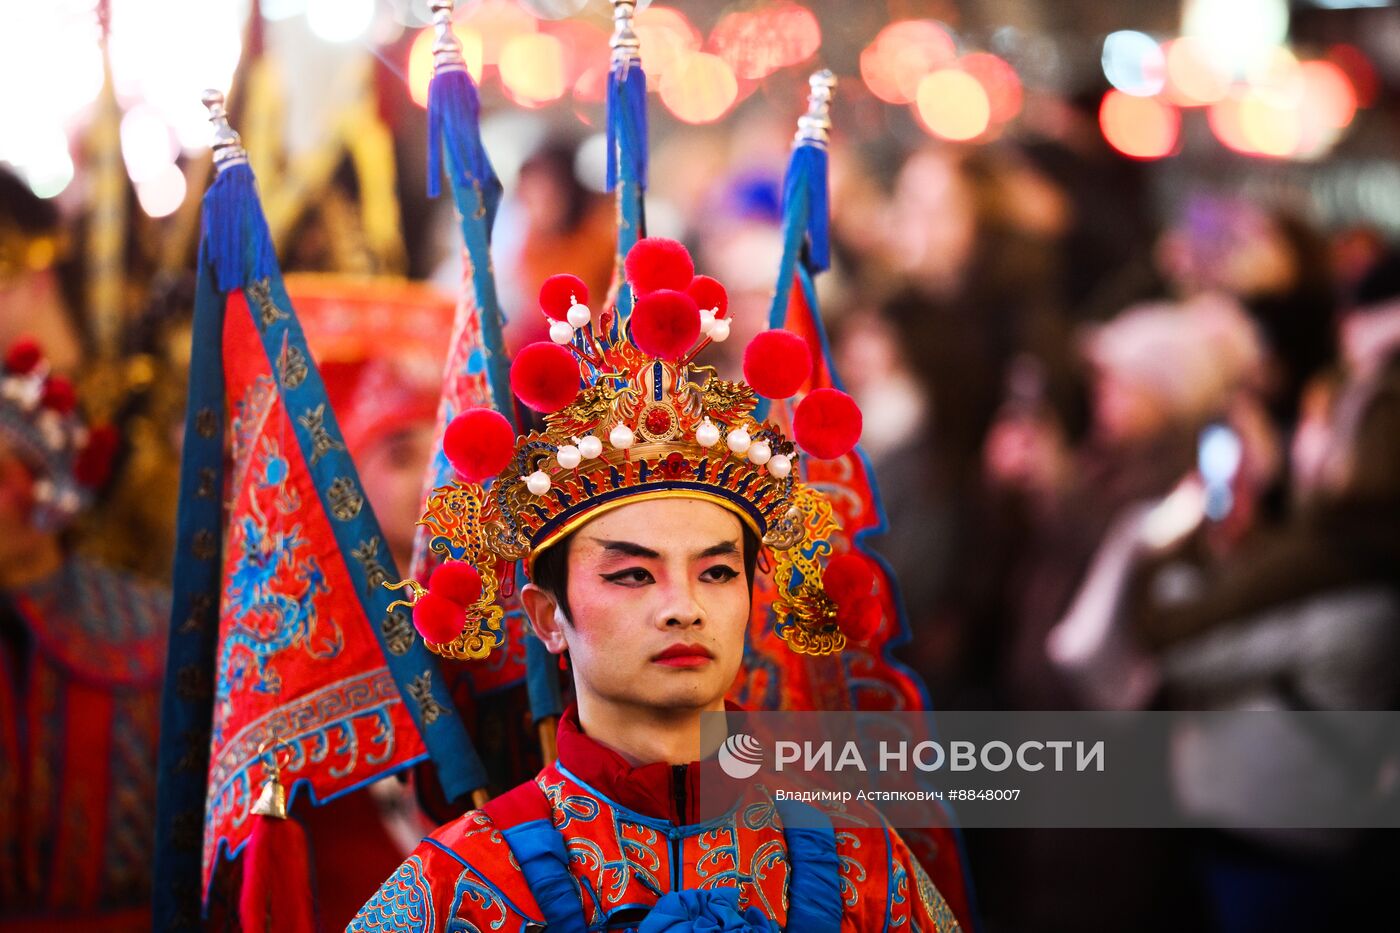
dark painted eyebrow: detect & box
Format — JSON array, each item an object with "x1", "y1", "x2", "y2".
[
  {"x1": 592, "y1": 539, "x2": 661, "y2": 559},
  {"x1": 586, "y1": 539, "x2": 740, "y2": 561}
]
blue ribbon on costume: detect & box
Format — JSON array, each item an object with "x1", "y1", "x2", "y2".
[
  {"x1": 767, "y1": 141, "x2": 829, "y2": 334},
  {"x1": 501, "y1": 820, "x2": 590, "y2": 933},
  {"x1": 774, "y1": 800, "x2": 842, "y2": 933},
  {"x1": 637, "y1": 889, "x2": 778, "y2": 933}
]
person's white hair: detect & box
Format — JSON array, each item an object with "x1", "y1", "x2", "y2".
[{"x1": 1083, "y1": 293, "x2": 1265, "y2": 425}]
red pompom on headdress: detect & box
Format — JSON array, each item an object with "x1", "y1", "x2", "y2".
[
  {"x1": 793, "y1": 388, "x2": 862, "y2": 460},
  {"x1": 444, "y1": 408, "x2": 515, "y2": 483},
  {"x1": 430, "y1": 560, "x2": 483, "y2": 607},
  {"x1": 4, "y1": 338, "x2": 43, "y2": 375},
  {"x1": 41, "y1": 375, "x2": 78, "y2": 415},
  {"x1": 630, "y1": 289, "x2": 701, "y2": 361},
  {"x1": 838, "y1": 595, "x2": 883, "y2": 644},
  {"x1": 624, "y1": 238, "x2": 694, "y2": 296},
  {"x1": 539, "y1": 274, "x2": 589, "y2": 321},
  {"x1": 687, "y1": 275, "x2": 729, "y2": 319},
  {"x1": 412, "y1": 591, "x2": 465, "y2": 645},
  {"x1": 510, "y1": 342, "x2": 580, "y2": 412},
  {"x1": 824, "y1": 552, "x2": 876, "y2": 608},
  {"x1": 743, "y1": 330, "x2": 812, "y2": 400}
]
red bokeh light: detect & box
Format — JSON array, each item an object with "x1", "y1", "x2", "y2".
[
  {"x1": 1099, "y1": 90, "x2": 1180, "y2": 160},
  {"x1": 635, "y1": 6, "x2": 702, "y2": 86},
  {"x1": 712, "y1": 2, "x2": 821, "y2": 80},
  {"x1": 960, "y1": 52, "x2": 1022, "y2": 124},
  {"x1": 860, "y1": 19, "x2": 957, "y2": 105}
]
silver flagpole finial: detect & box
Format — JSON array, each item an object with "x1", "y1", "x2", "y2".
[
  {"x1": 202, "y1": 89, "x2": 247, "y2": 171},
  {"x1": 430, "y1": 0, "x2": 467, "y2": 74},
  {"x1": 795, "y1": 70, "x2": 837, "y2": 147},
  {"x1": 610, "y1": 0, "x2": 641, "y2": 70}
]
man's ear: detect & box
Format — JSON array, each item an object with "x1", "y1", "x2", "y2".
[{"x1": 520, "y1": 582, "x2": 569, "y2": 655}]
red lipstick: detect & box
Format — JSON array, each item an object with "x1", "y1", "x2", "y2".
[{"x1": 651, "y1": 643, "x2": 714, "y2": 668}]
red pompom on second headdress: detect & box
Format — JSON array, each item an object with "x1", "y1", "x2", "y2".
[
  {"x1": 430, "y1": 560, "x2": 483, "y2": 607},
  {"x1": 511, "y1": 342, "x2": 580, "y2": 412},
  {"x1": 793, "y1": 388, "x2": 862, "y2": 460},
  {"x1": 539, "y1": 274, "x2": 589, "y2": 321},
  {"x1": 413, "y1": 591, "x2": 464, "y2": 645},
  {"x1": 624, "y1": 238, "x2": 694, "y2": 296},
  {"x1": 444, "y1": 407, "x2": 515, "y2": 483},
  {"x1": 42, "y1": 375, "x2": 78, "y2": 415},
  {"x1": 4, "y1": 338, "x2": 43, "y2": 375},
  {"x1": 74, "y1": 424, "x2": 120, "y2": 488},
  {"x1": 743, "y1": 330, "x2": 812, "y2": 399},
  {"x1": 630, "y1": 289, "x2": 701, "y2": 360}
]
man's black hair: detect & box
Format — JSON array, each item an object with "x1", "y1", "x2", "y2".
[{"x1": 531, "y1": 522, "x2": 761, "y2": 623}]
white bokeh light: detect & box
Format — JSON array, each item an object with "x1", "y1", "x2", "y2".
[
  {"x1": 1101, "y1": 30, "x2": 1166, "y2": 98},
  {"x1": 0, "y1": 1, "x2": 104, "y2": 136},
  {"x1": 109, "y1": 0, "x2": 248, "y2": 152},
  {"x1": 1182, "y1": 0, "x2": 1290, "y2": 76},
  {"x1": 1, "y1": 124, "x2": 76, "y2": 199},
  {"x1": 120, "y1": 105, "x2": 179, "y2": 184},
  {"x1": 306, "y1": 0, "x2": 375, "y2": 44},
  {"x1": 136, "y1": 162, "x2": 189, "y2": 217}
]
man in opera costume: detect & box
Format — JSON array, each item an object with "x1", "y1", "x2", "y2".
[
  {"x1": 351, "y1": 239, "x2": 963, "y2": 933},
  {"x1": 0, "y1": 338, "x2": 163, "y2": 929}
]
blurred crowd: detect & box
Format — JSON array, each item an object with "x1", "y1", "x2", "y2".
[{"x1": 5, "y1": 86, "x2": 1400, "y2": 930}]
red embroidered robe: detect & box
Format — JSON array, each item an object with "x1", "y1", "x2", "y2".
[{"x1": 351, "y1": 707, "x2": 961, "y2": 932}]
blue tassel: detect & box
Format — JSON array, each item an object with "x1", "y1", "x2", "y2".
[
  {"x1": 201, "y1": 162, "x2": 277, "y2": 294},
  {"x1": 428, "y1": 69, "x2": 501, "y2": 215},
  {"x1": 782, "y1": 144, "x2": 829, "y2": 274},
  {"x1": 606, "y1": 64, "x2": 648, "y2": 192}
]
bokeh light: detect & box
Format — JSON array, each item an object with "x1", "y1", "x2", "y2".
[
  {"x1": 1207, "y1": 96, "x2": 1254, "y2": 155},
  {"x1": 1099, "y1": 90, "x2": 1180, "y2": 160},
  {"x1": 1162, "y1": 37, "x2": 1228, "y2": 107},
  {"x1": 306, "y1": 0, "x2": 374, "y2": 44},
  {"x1": 659, "y1": 51, "x2": 738, "y2": 124},
  {"x1": 135, "y1": 162, "x2": 188, "y2": 218},
  {"x1": 961, "y1": 53, "x2": 1022, "y2": 124},
  {"x1": 1102, "y1": 30, "x2": 1166, "y2": 98},
  {"x1": 461, "y1": 0, "x2": 538, "y2": 67},
  {"x1": 500, "y1": 33, "x2": 567, "y2": 107},
  {"x1": 634, "y1": 6, "x2": 702, "y2": 85},
  {"x1": 1238, "y1": 89, "x2": 1300, "y2": 157},
  {"x1": 1326, "y1": 44, "x2": 1377, "y2": 108},
  {"x1": 120, "y1": 105, "x2": 179, "y2": 184},
  {"x1": 1300, "y1": 60, "x2": 1357, "y2": 131},
  {"x1": 109, "y1": 0, "x2": 248, "y2": 151},
  {"x1": 1, "y1": 124, "x2": 75, "y2": 199},
  {"x1": 407, "y1": 24, "x2": 486, "y2": 108},
  {"x1": 1182, "y1": 0, "x2": 1290, "y2": 76},
  {"x1": 860, "y1": 20, "x2": 957, "y2": 105},
  {"x1": 915, "y1": 69, "x2": 991, "y2": 142},
  {"x1": 713, "y1": 9, "x2": 784, "y2": 80}
]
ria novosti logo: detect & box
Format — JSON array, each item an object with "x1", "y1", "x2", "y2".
[{"x1": 718, "y1": 733, "x2": 764, "y2": 779}]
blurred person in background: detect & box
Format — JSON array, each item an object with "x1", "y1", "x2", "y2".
[
  {"x1": 0, "y1": 337, "x2": 165, "y2": 929},
  {"x1": 972, "y1": 295, "x2": 1264, "y2": 933},
  {"x1": 0, "y1": 168, "x2": 82, "y2": 373},
  {"x1": 1156, "y1": 198, "x2": 1337, "y2": 431},
  {"x1": 1046, "y1": 287, "x2": 1400, "y2": 931},
  {"x1": 494, "y1": 138, "x2": 614, "y2": 354}
]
